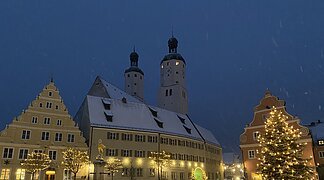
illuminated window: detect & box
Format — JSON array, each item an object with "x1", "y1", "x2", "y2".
[
  {"x1": 253, "y1": 131, "x2": 260, "y2": 141},
  {"x1": 180, "y1": 172, "x2": 184, "y2": 180},
  {"x1": 121, "y1": 149, "x2": 132, "y2": 157},
  {"x1": 319, "y1": 140, "x2": 324, "y2": 146},
  {"x1": 15, "y1": 169, "x2": 25, "y2": 180},
  {"x1": 0, "y1": 169, "x2": 10, "y2": 180},
  {"x1": 248, "y1": 150, "x2": 255, "y2": 159},
  {"x1": 63, "y1": 170, "x2": 72, "y2": 180},
  {"x1": 176, "y1": 61, "x2": 180, "y2": 66},
  {"x1": 319, "y1": 151, "x2": 324, "y2": 158},
  {"x1": 21, "y1": 130, "x2": 31, "y2": 140},
  {"x1": 161, "y1": 65, "x2": 164, "y2": 69},
  {"x1": 18, "y1": 149, "x2": 28, "y2": 159},
  {"x1": 3, "y1": 148, "x2": 14, "y2": 159},
  {"x1": 31, "y1": 116, "x2": 38, "y2": 124},
  {"x1": 121, "y1": 168, "x2": 129, "y2": 176},
  {"x1": 134, "y1": 150, "x2": 145, "y2": 157}
]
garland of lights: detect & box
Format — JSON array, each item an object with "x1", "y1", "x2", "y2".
[{"x1": 257, "y1": 107, "x2": 315, "y2": 179}]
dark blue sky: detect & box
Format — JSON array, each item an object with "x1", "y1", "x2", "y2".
[{"x1": 0, "y1": 1, "x2": 324, "y2": 153}]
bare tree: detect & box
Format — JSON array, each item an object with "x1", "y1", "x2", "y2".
[{"x1": 21, "y1": 152, "x2": 51, "y2": 180}]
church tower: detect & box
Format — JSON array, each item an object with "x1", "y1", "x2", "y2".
[
  {"x1": 158, "y1": 36, "x2": 188, "y2": 114},
  {"x1": 124, "y1": 48, "x2": 144, "y2": 101}
]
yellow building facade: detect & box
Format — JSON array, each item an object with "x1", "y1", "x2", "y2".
[
  {"x1": 0, "y1": 80, "x2": 88, "y2": 180},
  {"x1": 75, "y1": 76, "x2": 223, "y2": 180}
]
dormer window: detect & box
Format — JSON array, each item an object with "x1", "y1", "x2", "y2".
[
  {"x1": 148, "y1": 107, "x2": 158, "y2": 117},
  {"x1": 104, "y1": 111, "x2": 113, "y2": 122},
  {"x1": 154, "y1": 118, "x2": 163, "y2": 128},
  {"x1": 177, "y1": 115, "x2": 186, "y2": 124},
  {"x1": 102, "y1": 99, "x2": 111, "y2": 110},
  {"x1": 183, "y1": 125, "x2": 191, "y2": 134}
]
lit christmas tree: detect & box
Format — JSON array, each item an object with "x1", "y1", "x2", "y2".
[
  {"x1": 61, "y1": 148, "x2": 89, "y2": 180},
  {"x1": 257, "y1": 107, "x2": 315, "y2": 179},
  {"x1": 20, "y1": 152, "x2": 51, "y2": 180},
  {"x1": 105, "y1": 158, "x2": 123, "y2": 180}
]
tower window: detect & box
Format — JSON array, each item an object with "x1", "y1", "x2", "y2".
[
  {"x1": 140, "y1": 76, "x2": 142, "y2": 80},
  {"x1": 128, "y1": 85, "x2": 130, "y2": 87},
  {"x1": 167, "y1": 62, "x2": 170, "y2": 66},
  {"x1": 165, "y1": 89, "x2": 168, "y2": 96},
  {"x1": 128, "y1": 74, "x2": 130, "y2": 77},
  {"x1": 176, "y1": 81, "x2": 179, "y2": 84},
  {"x1": 176, "y1": 61, "x2": 179, "y2": 66},
  {"x1": 134, "y1": 92, "x2": 137, "y2": 95},
  {"x1": 134, "y1": 83, "x2": 137, "y2": 86},
  {"x1": 134, "y1": 74, "x2": 137, "y2": 77},
  {"x1": 161, "y1": 65, "x2": 164, "y2": 69},
  {"x1": 169, "y1": 89, "x2": 172, "y2": 96},
  {"x1": 176, "y1": 71, "x2": 178, "y2": 74}
]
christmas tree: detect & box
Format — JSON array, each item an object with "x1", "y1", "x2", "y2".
[
  {"x1": 61, "y1": 148, "x2": 89, "y2": 180},
  {"x1": 257, "y1": 107, "x2": 315, "y2": 179},
  {"x1": 20, "y1": 152, "x2": 51, "y2": 180}
]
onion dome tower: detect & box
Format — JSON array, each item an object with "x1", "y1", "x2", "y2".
[
  {"x1": 158, "y1": 35, "x2": 188, "y2": 114},
  {"x1": 124, "y1": 48, "x2": 144, "y2": 101}
]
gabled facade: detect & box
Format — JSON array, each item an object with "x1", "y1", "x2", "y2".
[
  {"x1": 0, "y1": 80, "x2": 88, "y2": 180},
  {"x1": 239, "y1": 90, "x2": 315, "y2": 180}
]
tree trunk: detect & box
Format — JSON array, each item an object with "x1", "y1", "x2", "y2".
[{"x1": 74, "y1": 173, "x2": 77, "y2": 180}]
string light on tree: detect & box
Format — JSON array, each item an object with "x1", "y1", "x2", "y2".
[
  {"x1": 61, "y1": 148, "x2": 89, "y2": 180},
  {"x1": 257, "y1": 107, "x2": 315, "y2": 179},
  {"x1": 20, "y1": 152, "x2": 51, "y2": 180}
]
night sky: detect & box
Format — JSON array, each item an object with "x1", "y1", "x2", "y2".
[{"x1": 1, "y1": 1, "x2": 324, "y2": 153}]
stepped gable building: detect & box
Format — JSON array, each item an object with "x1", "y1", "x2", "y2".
[
  {"x1": 75, "y1": 36, "x2": 223, "y2": 180},
  {"x1": 0, "y1": 80, "x2": 88, "y2": 180},
  {"x1": 239, "y1": 90, "x2": 315, "y2": 180}
]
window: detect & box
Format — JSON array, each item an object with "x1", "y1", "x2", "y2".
[
  {"x1": 182, "y1": 91, "x2": 186, "y2": 98},
  {"x1": 183, "y1": 125, "x2": 192, "y2": 134},
  {"x1": 167, "y1": 62, "x2": 170, "y2": 66},
  {"x1": 148, "y1": 136, "x2": 157, "y2": 143},
  {"x1": 3, "y1": 148, "x2": 14, "y2": 159},
  {"x1": 176, "y1": 61, "x2": 180, "y2": 66},
  {"x1": 171, "y1": 172, "x2": 177, "y2": 180},
  {"x1": 55, "y1": 105, "x2": 59, "y2": 110},
  {"x1": 104, "y1": 112, "x2": 113, "y2": 122},
  {"x1": 107, "y1": 132, "x2": 119, "y2": 140},
  {"x1": 41, "y1": 132, "x2": 50, "y2": 141},
  {"x1": 46, "y1": 102, "x2": 52, "y2": 109},
  {"x1": 165, "y1": 89, "x2": 168, "y2": 96},
  {"x1": 67, "y1": 134, "x2": 75, "y2": 143},
  {"x1": 149, "y1": 168, "x2": 155, "y2": 176},
  {"x1": 248, "y1": 150, "x2": 255, "y2": 159},
  {"x1": 162, "y1": 171, "x2": 168, "y2": 179},
  {"x1": 253, "y1": 131, "x2": 260, "y2": 141},
  {"x1": 177, "y1": 115, "x2": 186, "y2": 124},
  {"x1": 106, "y1": 149, "x2": 118, "y2": 156},
  {"x1": 135, "y1": 135, "x2": 145, "y2": 142},
  {"x1": 136, "y1": 168, "x2": 143, "y2": 177},
  {"x1": 0, "y1": 169, "x2": 10, "y2": 180},
  {"x1": 39, "y1": 103, "x2": 43, "y2": 107},
  {"x1": 31, "y1": 116, "x2": 38, "y2": 124},
  {"x1": 319, "y1": 140, "x2": 324, "y2": 146},
  {"x1": 18, "y1": 149, "x2": 29, "y2": 159},
  {"x1": 161, "y1": 64, "x2": 164, "y2": 69},
  {"x1": 102, "y1": 99, "x2": 111, "y2": 110},
  {"x1": 134, "y1": 74, "x2": 137, "y2": 77},
  {"x1": 122, "y1": 133, "x2": 133, "y2": 141},
  {"x1": 121, "y1": 149, "x2": 132, "y2": 157},
  {"x1": 48, "y1": 150, "x2": 57, "y2": 160},
  {"x1": 63, "y1": 170, "x2": 72, "y2": 180},
  {"x1": 180, "y1": 172, "x2": 184, "y2": 180},
  {"x1": 15, "y1": 169, "x2": 25, "y2": 180},
  {"x1": 169, "y1": 89, "x2": 172, "y2": 96},
  {"x1": 121, "y1": 168, "x2": 129, "y2": 176},
  {"x1": 48, "y1": 92, "x2": 53, "y2": 97},
  {"x1": 127, "y1": 74, "x2": 130, "y2": 77},
  {"x1": 262, "y1": 114, "x2": 270, "y2": 121},
  {"x1": 154, "y1": 118, "x2": 163, "y2": 128},
  {"x1": 319, "y1": 151, "x2": 324, "y2": 158},
  {"x1": 148, "y1": 107, "x2": 158, "y2": 117},
  {"x1": 34, "y1": 149, "x2": 43, "y2": 153},
  {"x1": 44, "y1": 117, "x2": 50, "y2": 125},
  {"x1": 161, "y1": 137, "x2": 169, "y2": 144},
  {"x1": 135, "y1": 150, "x2": 145, "y2": 157},
  {"x1": 21, "y1": 130, "x2": 31, "y2": 140},
  {"x1": 55, "y1": 133, "x2": 63, "y2": 142},
  {"x1": 56, "y1": 120, "x2": 62, "y2": 126}
]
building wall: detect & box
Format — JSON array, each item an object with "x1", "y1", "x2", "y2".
[
  {"x1": 239, "y1": 91, "x2": 315, "y2": 180},
  {"x1": 88, "y1": 127, "x2": 223, "y2": 180},
  {"x1": 124, "y1": 71, "x2": 144, "y2": 101},
  {"x1": 0, "y1": 81, "x2": 88, "y2": 180}
]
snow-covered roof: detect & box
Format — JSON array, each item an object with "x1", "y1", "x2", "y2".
[
  {"x1": 309, "y1": 122, "x2": 324, "y2": 142},
  {"x1": 83, "y1": 76, "x2": 220, "y2": 146}
]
